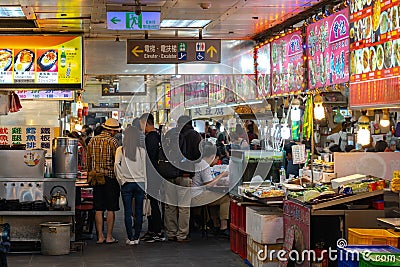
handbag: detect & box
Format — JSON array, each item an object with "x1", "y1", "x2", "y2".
[{"x1": 143, "y1": 194, "x2": 151, "y2": 217}]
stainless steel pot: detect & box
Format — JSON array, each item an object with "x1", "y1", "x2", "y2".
[{"x1": 52, "y1": 137, "x2": 78, "y2": 178}]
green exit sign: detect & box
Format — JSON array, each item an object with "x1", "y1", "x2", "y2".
[{"x1": 106, "y1": 11, "x2": 160, "y2": 30}]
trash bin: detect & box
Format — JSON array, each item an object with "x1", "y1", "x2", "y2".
[{"x1": 40, "y1": 222, "x2": 71, "y2": 255}]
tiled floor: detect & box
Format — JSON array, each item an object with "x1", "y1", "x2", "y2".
[{"x1": 7, "y1": 209, "x2": 246, "y2": 267}]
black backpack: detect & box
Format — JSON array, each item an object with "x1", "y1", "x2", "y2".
[{"x1": 157, "y1": 128, "x2": 186, "y2": 179}]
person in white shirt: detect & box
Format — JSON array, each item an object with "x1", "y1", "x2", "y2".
[
  {"x1": 327, "y1": 122, "x2": 348, "y2": 152},
  {"x1": 191, "y1": 141, "x2": 230, "y2": 236},
  {"x1": 114, "y1": 125, "x2": 146, "y2": 245}
]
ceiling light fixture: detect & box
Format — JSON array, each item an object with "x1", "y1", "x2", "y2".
[
  {"x1": 160, "y1": 20, "x2": 211, "y2": 28},
  {"x1": 199, "y1": 2, "x2": 212, "y2": 10},
  {"x1": 0, "y1": 6, "x2": 24, "y2": 17}
]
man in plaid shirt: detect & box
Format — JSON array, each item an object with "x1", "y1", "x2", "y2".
[{"x1": 87, "y1": 118, "x2": 121, "y2": 244}]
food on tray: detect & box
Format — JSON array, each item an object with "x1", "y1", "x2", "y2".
[
  {"x1": 37, "y1": 50, "x2": 58, "y2": 71},
  {"x1": 373, "y1": 0, "x2": 381, "y2": 31},
  {"x1": 384, "y1": 41, "x2": 393, "y2": 69},
  {"x1": 362, "y1": 48, "x2": 370, "y2": 72},
  {"x1": 380, "y1": 11, "x2": 390, "y2": 35},
  {"x1": 364, "y1": 16, "x2": 372, "y2": 39},
  {"x1": 0, "y1": 49, "x2": 12, "y2": 71},
  {"x1": 254, "y1": 189, "x2": 284, "y2": 199},
  {"x1": 376, "y1": 45, "x2": 384, "y2": 70},
  {"x1": 303, "y1": 190, "x2": 320, "y2": 202},
  {"x1": 370, "y1": 46, "x2": 377, "y2": 71},
  {"x1": 14, "y1": 49, "x2": 34, "y2": 71}
]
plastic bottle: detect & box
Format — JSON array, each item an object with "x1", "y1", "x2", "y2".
[
  {"x1": 60, "y1": 45, "x2": 66, "y2": 68},
  {"x1": 279, "y1": 166, "x2": 286, "y2": 184}
]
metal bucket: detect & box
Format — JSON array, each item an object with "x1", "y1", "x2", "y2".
[
  {"x1": 40, "y1": 222, "x2": 71, "y2": 255},
  {"x1": 52, "y1": 137, "x2": 78, "y2": 178}
]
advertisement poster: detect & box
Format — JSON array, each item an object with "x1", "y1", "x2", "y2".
[
  {"x1": 0, "y1": 126, "x2": 54, "y2": 157},
  {"x1": 256, "y1": 44, "x2": 271, "y2": 98},
  {"x1": 349, "y1": 0, "x2": 400, "y2": 107},
  {"x1": 184, "y1": 75, "x2": 209, "y2": 107},
  {"x1": 0, "y1": 36, "x2": 82, "y2": 89},
  {"x1": 307, "y1": 8, "x2": 350, "y2": 89},
  {"x1": 170, "y1": 84, "x2": 184, "y2": 110},
  {"x1": 271, "y1": 30, "x2": 305, "y2": 96},
  {"x1": 156, "y1": 84, "x2": 164, "y2": 110},
  {"x1": 208, "y1": 75, "x2": 226, "y2": 105},
  {"x1": 165, "y1": 83, "x2": 171, "y2": 110},
  {"x1": 234, "y1": 74, "x2": 256, "y2": 102}
]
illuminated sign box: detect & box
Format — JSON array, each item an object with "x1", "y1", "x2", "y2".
[
  {"x1": 0, "y1": 36, "x2": 82, "y2": 89},
  {"x1": 107, "y1": 12, "x2": 160, "y2": 30}
]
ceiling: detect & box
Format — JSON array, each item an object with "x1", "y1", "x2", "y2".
[{"x1": 0, "y1": 0, "x2": 325, "y2": 40}]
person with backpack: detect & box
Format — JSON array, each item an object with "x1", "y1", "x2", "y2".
[
  {"x1": 161, "y1": 115, "x2": 202, "y2": 242},
  {"x1": 139, "y1": 113, "x2": 166, "y2": 243}
]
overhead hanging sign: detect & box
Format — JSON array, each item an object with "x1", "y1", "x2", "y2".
[
  {"x1": 0, "y1": 36, "x2": 82, "y2": 89},
  {"x1": 127, "y1": 39, "x2": 221, "y2": 64},
  {"x1": 271, "y1": 30, "x2": 305, "y2": 97},
  {"x1": 106, "y1": 12, "x2": 160, "y2": 30},
  {"x1": 307, "y1": 8, "x2": 350, "y2": 89},
  {"x1": 349, "y1": 0, "x2": 400, "y2": 107}
]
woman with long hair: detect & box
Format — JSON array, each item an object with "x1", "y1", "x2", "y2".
[{"x1": 115, "y1": 125, "x2": 146, "y2": 245}]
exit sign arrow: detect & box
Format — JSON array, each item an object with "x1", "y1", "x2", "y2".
[
  {"x1": 206, "y1": 45, "x2": 217, "y2": 58},
  {"x1": 111, "y1": 17, "x2": 121, "y2": 24}
]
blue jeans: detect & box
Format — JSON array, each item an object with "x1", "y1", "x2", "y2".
[{"x1": 121, "y1": 182, "x2": 144, "y2": 240}]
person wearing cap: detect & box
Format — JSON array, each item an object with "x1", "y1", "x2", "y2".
[{"x1": 87, "y1": 118, "x2": 121, "y2": 244}]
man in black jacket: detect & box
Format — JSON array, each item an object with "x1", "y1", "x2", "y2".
[
  {"x1": 164, "y1": 115, "x2": 202, "y2": 242},
  {"x1": 139, "y1": 113, "x2": 166, "y2": 242}
]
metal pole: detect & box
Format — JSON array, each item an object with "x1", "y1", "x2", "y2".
[{"x1": 310, "y1": 93, "x2": 315, "y2": 186}]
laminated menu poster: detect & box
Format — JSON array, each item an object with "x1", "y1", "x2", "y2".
[
  {"x1": 256, "y1": 43, "x2": 271, "y2": 98},
  {"x1": 0, "y1": 126, "x2": 54, "y2": 157},
  {"x1": 271, "y1": 30, "x2": 305, "y2": 96},
  {"x1": 0, "y1": 36, "x2": 82, "y2": 89},
  {"x1": 307, "y1": 8, "x2": 350, "y2": 89},
  {"x1": 234, "y1": 74, "x2": 256, "y2": 103},
  {"x1": 349, "y1": 0, "x2": 400, "y2": 107}
]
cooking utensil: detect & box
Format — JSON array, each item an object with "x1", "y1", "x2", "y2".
[{"x1": 49, "y1": 185, "x2": 68, "y2": 210}]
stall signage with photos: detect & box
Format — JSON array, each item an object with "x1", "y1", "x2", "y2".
[
  {"x1": 0, "y1": 126, "x2": 54, "y2": 156},
  {"x1": 256, "y1": 44, "x2": 271, "y2": 98},
  {"x1": 184, "y1": 75, "x2": 209, "y2": 107},
  {"x1": 157, "y1": 84, "x2": 165, "y2": 110},
  {"x1": 234, "y1": 74, "x2": 256, "y2": 103},
  {"x1": 16, "y1": 90, "x2": 73, "y2": 100},
  {"x1": 307, "y1": 8, "x2": 350, "y2": 89},
  {"x1": 170, "y1": 84, "x2": 184, "y2": 110},
  {"x1": 349, "y1": 0, "x2": 400, "y2": 107},
  {"x1": 0, "y1": 36, "x2": 82, "y2": 89},
  {"x1": 271, "y1": 30, "x2": 305, "y2": 96}
]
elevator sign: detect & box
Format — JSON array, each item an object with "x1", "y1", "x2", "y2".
[
  {"x1": 127, "y1": 39, "x2": 221, "y2": 64},
  {"x1": 106, "y1": 12, "x2": 160, "y2": 30}
]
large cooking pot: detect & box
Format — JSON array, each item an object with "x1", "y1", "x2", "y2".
[{"x1": 52, "y1": 137, "x2": 78, "y2": 178}]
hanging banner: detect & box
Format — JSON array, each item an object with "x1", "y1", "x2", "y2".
[
  {"x1": 349, "y1": 0, "x2": 400, "y2": 107},
  {"x1": 256, "y1": 44, "x2": 271, "y2": 98},
  {"x1": 271, "y1": 30, "x2": 305, "y2": 97},
  {"x1": 307, "y1": 8, "x2": 350, "y2": 89},
  {"x1": 0, "y1": 36, "x2": 82, "y2": 89}
]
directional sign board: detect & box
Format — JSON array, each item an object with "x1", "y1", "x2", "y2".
[
  {"x1": 107, "y1": 12, "x2": 160, "y2": 30},
  {"x1": 127, "y1": 39, "x2": 221, "y2": 64}
]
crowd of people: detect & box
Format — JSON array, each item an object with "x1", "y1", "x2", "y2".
[{"x1": 66, "y1": 115, "x2": 258, "y2": 246}]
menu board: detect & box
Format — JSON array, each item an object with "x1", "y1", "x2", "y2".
[
  {"x1": 271, "y1": 30, "x2": 305, "y2": 96},
  {"x1": 0, "y1": 36, "x2": 82, "y2": 89},
  {"x1": 0, "y1": 126, "x2": 55, "y2": 156},
  {"x1": 349, "y1": 0, "x2": 400, "y2": 107},
  {"x1": 184, "y1": 75, "x2": 209, "y2": 107},
  {"x1": 234, "y1": 74, "x2": 256, "y2": 102},
  {"x1": 307, "y1": 8, "x2": 350, "y2": 89},
  {"x1": 256, "y1": 44, "x2": 271, "y2": 98},
  {"x1": 16, "y1": 90, "x2": 73, "y2": 100}
]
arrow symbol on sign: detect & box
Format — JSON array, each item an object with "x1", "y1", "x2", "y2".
[
  {"x1": 111, "y1": 17, "x2": 121, "y2": 24},
  {"x1": 131, "y1": 46, "x2": 144, "y2": 57},
  {"x1": 206, "y1": 45, "x2": 217, "y2": 58}
]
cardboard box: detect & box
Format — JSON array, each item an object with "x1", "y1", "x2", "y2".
[
  {"x1": 246, "y1": 206, "x2": 284, "y2": 244},
  {"x1": 246, "y1": 235, "x2": 282, "y2": 267}
]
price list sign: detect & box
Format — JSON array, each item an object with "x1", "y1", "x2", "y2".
[
  {"x1": 270, "y1": 30, "x2": 305, "y2": 97},
  {"x1": 349, "y1": 0, "x2": 400, "y2": 107},
  {"x1": 256, "y1": 44, "x2": 271, "y2": 98},
  {"x1": 307, "y1": 8, "x2": 350, "y2": 89}
]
